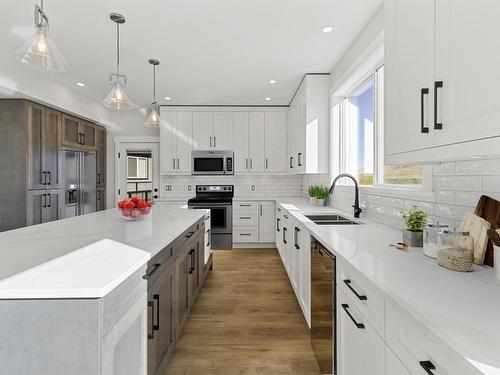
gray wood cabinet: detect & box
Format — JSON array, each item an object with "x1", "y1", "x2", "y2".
[
  {"x1": 96, "y1": 126, "x2": 106, "y2": 187},
  {"x1": 97, "y1": 187, "x2": 106, "y2": 211},
  {"x1": 62, "y1": 115, "x2": 97, "y2": 151},
  {"x1": 26, "y1": 189, "x2": 64, "y2": 226}
]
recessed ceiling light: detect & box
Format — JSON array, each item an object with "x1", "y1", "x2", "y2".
[
  {"x1": 76, "y1": 82, "x2": 85, "y2": 87},
  {"x1": 322, "y1": 26, "x2": 334, "y2": 33},
  {"x1": 265, "y1": 97, "x2": 271, "y2": 101},
  {"x1": 164, "y1": 97, "x2": 171, "y2": 101},
  {"x1": 269, "y1": 79, "x2": 277, "y2": 84}
]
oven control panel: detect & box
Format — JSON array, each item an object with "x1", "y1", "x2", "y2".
[
  {"x1": 226, "y1": 157, "x2": 233, "y2": 172},
  {"x1": 196, "y1": 185, "x2": 233, "y2": 193}
]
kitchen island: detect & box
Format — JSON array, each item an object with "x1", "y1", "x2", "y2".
[{"x1": 0, "y1": 204, "x2": 210, "y2": 375}]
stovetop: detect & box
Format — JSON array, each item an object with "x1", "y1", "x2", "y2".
[{"x1": 187, "y1": 185, "x2": 234, "y2": 205}]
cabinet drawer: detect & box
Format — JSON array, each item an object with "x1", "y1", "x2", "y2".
[
  {"x1": 338, "y1": 258, "x2": 384, "y2": 335},
  {"x1": 385, "y1": 302, "x2": 481, "y2": 375},
  {"x1": 233, "y1": 210, "x2": 258, "y2": 226},
  {"x1": 234, "y1": 201, "x2": 258, "y2": 210},
  {"x1": 233, "y1": 227, "x2": 259, "y2": 242}
]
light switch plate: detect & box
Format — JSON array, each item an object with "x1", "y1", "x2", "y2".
[
  {"x1": 166, "y1": 185, "x2": 172, "y2": 191},
  {"x1": 188, "y1": 185, "x2": 192, "y2": 191},
  {"x1": 251, "y1": 185, "x2": 256, "y2": 191}
]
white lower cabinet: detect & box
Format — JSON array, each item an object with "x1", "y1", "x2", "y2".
[
  {"x1": 337, "y1": 288, "x2": 384, "y2": 375},
  {"x1": 385, "y1": 346, "x2": 411, "y2": 375},
  {"x1": 233, "y1": 201, "x2": 275, "y2": 245},
  {"x1": 259, "y1": 201, "x2": 275, "y2": 242}
]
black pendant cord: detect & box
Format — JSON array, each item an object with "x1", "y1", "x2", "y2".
[
  {"x1": 153, "y1": 64, "x2": 156, "y2": 102},
  {"x1": 116, "y1": 22, "x2": 120, "y2": 75}
]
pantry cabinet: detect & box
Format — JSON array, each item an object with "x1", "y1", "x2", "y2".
[
  {"x1": 385, "y1": 0, "x2": 500, "y2": 163},
  {"x1": 160, "y1": 111, "x2": 192, "y2": 174}
]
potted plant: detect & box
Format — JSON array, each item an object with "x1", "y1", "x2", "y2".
[
  {"x1": 308, "y1": 185, "x2": 329, "y2": 207},
  {"x1": 402, "y1": 206, "x2": 428, "y2": 247}
]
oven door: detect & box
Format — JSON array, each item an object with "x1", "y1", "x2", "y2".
[{"x1": 189, "y1": 203, "x2": 232, "y2": 234}]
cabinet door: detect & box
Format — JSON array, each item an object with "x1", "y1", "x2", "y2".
[
  {"x1": 97, "y1": 187, "x2": 106, "y2": 211},
  {"x1": 294, "y1": 83, "x2": 307, "y2": 173},
  {"x1": 62, "y1": 114, "x2": 81, "y2": 148},
  {"x1": 175, "y1": 246, "x2": 191, "y2": 334},
  {"x1": 96, "y1": 127, "x2": 106, "y2": 186},
  {"x1": 160, "y1": 112, "x2": 177, "y2": 173},
  {"x1": 44, "y1": 109, "x2": 61, "y2": 188},
  {"x1": 434, "y1": 0, "x2": 500, "y2": 147},
  {"x1": 175, "y1": 112, "x2": 193, "y2": 173},
  {"x1": 287, "y1": 106, "x2": 296, "y2": 172},
  {"x1": 197, "y1": 230, "x2": 207, "y2": 285},
  {"x1": 189, "y1": 240, "x2": 201, "y2": 302},
  {"x1": 385, "y1": 346, "x2": 411, "y2": 375},
  {"x1": 337, "y1": 288, "x2": 384, "y2": 375},
  {"x1": 384, "y1": 0, "x2": 435, "y2": 156},
  {"x1": 248, "y1": 112, "x2": 265, "y2": 172},
  {"x1": 299, "y1": 227, "x2": 311, "y2": 327},
  {"x1": 233, "y1": 112, "x2": 249, "y2": 173},
  {"x1": 212, "y1": 112, "x2": 233, "y2": 150},
  {"x1": 26, "y1": 191, "x2": 45, "y2": 226},
  {"x1": 27, "y1": 103, "x2": 45, "y2": 189},
  {"x1": 45, "y1": 189, "x2": 63, "y2": 222},
  {"x1": 290, "y1": 221, "x2": 300, "y2": 293},
  {"x1": 265, "y1": 112, "x2": 287, "y2": 172},
  {"x1": 192, "y1": 112, "x2": 213, "y2": 150},
  {"x1": 81, "y1": 122, "x2": 97, "y2": 150},
  {"x1": 258, "y1": 202, "x2": 275, "y2": 242}
]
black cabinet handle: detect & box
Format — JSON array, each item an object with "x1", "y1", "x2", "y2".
[
  {"x1": 82, "y1": 133, "x2": 85, "y2": 145},
  {"x1": 185, "y1": 231, "x2": 195, "y2": 239},
  {"x1": 290, "y1": 156, "x2": 293, "y2": 169},
  {"x1": 298, "y1": 152, "x2": 302, "y2": 167},
  {"x1": 42, "y1": 193, "x2": 47, "y2": 208},
  {"x1": 47, "y1": 171, "x2": 51, "y2": 185},
  {"x1": 294, "y1": 227, "x2": 300, "y2": 249},
  {"x1": 153, "y1": 294, "x2": 160, "y2": 331},
  {"x1": 189, "y1": 249, "x2": 195, "y2": 274},
  {"x1": 434, "y1": 81, "x2": 443, "y2": 130},
  {"x1": 283, "y1": 227, "x2": 287, "y2": 244},
  {"x1": 97, "y1": 173, "x2": 100, "y2": 184},
  {"x1": 421, "y1": 88, "x2": 430, "y2": 133},
  {"x1": 276, "y1": 218, "x2": 280, "y2": 232},
  {"x1": 42, "y1": 171, "x2": 47, "y2": 185},
  {"x1": 47, "y1": 194, "x2": 51, "y2": 208},
  {"x1": 147, "y1": 300, "x2": 155, "y2": 339},
  {"x1": 343, "y1": 279, "x2": 367, "y2": 301},
  {"x1": 239, "y1": 233, "x2": 251, "y2": 236},
  {"x1": 341, "y1": 303, "x2": 365, "y2": 329},
  {"x1": 142, "y1": 263, "x2": 161, "y2": 280},
  {"x1": 419, "y1": 361, "x2": 436, "y2": 375}
]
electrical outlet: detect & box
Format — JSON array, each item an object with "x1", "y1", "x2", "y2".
[
  {"x1": 300, "y1": 185, "x2": 303, "y2": 191},
  {"x1": 251, "y1": 185, "x2": 256, "y2": 191},
  {"x1": 165, "y1": 185, "x2": 172, "y2": 191},
  {"x1": 188, "y1": 185, "x2": 192, "y2": 191}
]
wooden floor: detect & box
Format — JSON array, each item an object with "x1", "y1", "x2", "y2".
[{"x1": 163, "y1": 249, "x2": 320, "y2": 375}]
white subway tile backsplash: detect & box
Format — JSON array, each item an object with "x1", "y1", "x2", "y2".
[
  {"x1": 482, "y1": 176, "x2": 500, "y2": 192},
  {"x1": 455, "y1": 191, "x2": 482, "y2": 207},
  {"x1": 435, "y1": 204, "x2": 472, "y2": 220},
  {"x1": 433, "y1": 162, "x2": 456, "y2": 175},
  {"x1": 435, "y1": 190, "x2": 455, "y2": 204},
  {"x1": 435, "y1": 176, "x2": 481, "y2": 191},
  {"x1": 456, "y1": 159, "x2": 500, "y2": 176}
]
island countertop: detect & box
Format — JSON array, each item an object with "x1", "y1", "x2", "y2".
[{"x1": 0, "y1": 204, "x2": 206, "y2": 298}]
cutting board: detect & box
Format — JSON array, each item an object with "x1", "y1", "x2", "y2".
[
  {"x1": 460, "y1": 213, "x2": 491, "y2": 265},
  {"x1": 474, "y1": 195, "x2": 500, "y2": 266}
]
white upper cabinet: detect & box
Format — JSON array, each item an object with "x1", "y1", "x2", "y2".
[
  {"x1": 160, "y1": 111, "x2": 192, "y2": 174},
  {"x1": 264, "y1": 112, "x2": 287, "y2": 172},
  {"x1": 192, "y1": 112, "x2": 212, "y2": 150},
  {"x1": 213, "y1": 112, "x2": 234, "y2": 150},
  {"x1": 385, "y1": 0, "x2": 500, "y2": 163},
  {"x1": 233, "y1": 112, "x2": 249, "y2": 173},
  {"x1": 249, "y1": 112, "x2": 266, "y2": 173},
  {"x1": 287, "y1": 74, "x2": 330, "y2": 174}
]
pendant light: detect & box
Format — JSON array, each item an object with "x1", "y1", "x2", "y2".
[
  {"x1": 103, "y1": 13, "x2": 137, "y2": 110},
  {"x1": 145, "y1": 59, "x2": 160, "y2": 128},
  {"x1": 15, "y1": 0, "x2": 68, "y2": 72}
]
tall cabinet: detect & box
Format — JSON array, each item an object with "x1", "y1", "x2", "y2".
[
  {"x1": 385, "y1": 0, "x2": 500, "y2": 163},
  {"x1": 0, "y1": 99, "x2": 107, "y2": 232}
]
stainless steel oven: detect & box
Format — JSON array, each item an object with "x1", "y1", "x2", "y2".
[
  {"x1": 191, "y1": 150, "x2": 234, "y2": 175},
  {"x1": 188, "y1": 185, "x2": 233, "y2": 249}
]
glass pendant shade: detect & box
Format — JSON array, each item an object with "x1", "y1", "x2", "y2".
[
  {"x1": 145, "y1": 103, "x2": 160, "y2": 128},
  {"x1": 16, "y1": 25, "x2": 68, "y2": 72},
  {"x1": 103, "y1": 81, "x2": 137, "y2": 110}
]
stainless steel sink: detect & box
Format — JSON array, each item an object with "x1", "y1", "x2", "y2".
[{"x1": 305, "y1": 214, "x2": 360, "y2": 225}]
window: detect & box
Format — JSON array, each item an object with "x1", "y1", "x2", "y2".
[
  {"x1": 336, "y1": 65, "x2": 423, "y2": 187},
  {"x1": 127, "y1": 156, "x2": 149, "y2": 179}
]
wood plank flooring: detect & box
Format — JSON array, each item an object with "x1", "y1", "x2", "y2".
[{"x1": 163, "y1": 249, "x2": 320, "y2": 375}]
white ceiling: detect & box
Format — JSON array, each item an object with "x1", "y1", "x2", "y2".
[{"x1": 1, "y1": 0, "x2": 382, "y2": 107}]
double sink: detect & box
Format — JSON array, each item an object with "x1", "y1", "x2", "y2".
[{"x1": 305, "y1": 214, "x2": 360, "y2": 226}]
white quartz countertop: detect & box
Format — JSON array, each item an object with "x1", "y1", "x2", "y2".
[
  {"x1": 0, "y1": 204, "x2": 206, "y2": 299},
  {"x1": 276, "y1": 197, "x2": 500, "y2": 375}
]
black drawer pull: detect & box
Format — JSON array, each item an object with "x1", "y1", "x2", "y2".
[
  {"x1": 240, "y1": 216, "x2": 252, "y2": 220},
  {"x1": 142, "y1": 263, "x2": 161, "y2": 280},
  {"x1": 294, "y1": 227, "x2": 300, "y2": 249},
  {"x1": 153, "y1": 294, "x2": 160, "y2": 331},
  {"x1": 189, "y1": 249, "x2": 195, "y2": 274},
  {"x1": 42, "y1": 171, "x2": 47, "y2": 185},
  {"x1": 239, "y1": 233, "x2": 252, "y2": 236},
  {"x1": 421, "y1": 88, "x2": 430, "y2": 133},
  {"x1": 185, "y1": 231, "x2": 195, "y2": 239},
  {"x1": 147, "y1": 300, "x2": 155, "y2": 339},
  {"x1": 343, "y1": 279, "x2": 367, "y2": 301},
  {"x1": 434, "y1": 81, "x2": 443, "y2": 130},
  {"x1": 47, "y1": 171, "x2": 51, "y2": 185},
  {"x1": 276, "y1": 218, "x2": 280, "y2": 232},
  {"x1": 283, "y1": 227, "x2": 287, "y2": 244},
  {"x1": 341, "y1": 303, "x2": 365, "y2": 329},
  {"x1": 419, "y1": 360, "x2": 436, "y2": 375},
  {"x1": 239, "y1": 204, "x2": 251, "y2": 207}
]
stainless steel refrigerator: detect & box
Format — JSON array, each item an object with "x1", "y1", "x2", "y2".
[{"x1": 64, "y1": 150, "x2": 96, "y2": 218}]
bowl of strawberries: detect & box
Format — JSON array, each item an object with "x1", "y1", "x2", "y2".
[{"x1": 117, "y1": 195, "x2": 152, "y2": 219}]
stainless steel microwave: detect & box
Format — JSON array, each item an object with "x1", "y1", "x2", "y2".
[{"x1": 191, "y1": 150, "x2": 234, "y2": 175}]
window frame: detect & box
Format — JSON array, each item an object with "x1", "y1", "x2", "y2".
[{"x1": 127, "y1": 156, "x2": 149, "y2": 180}]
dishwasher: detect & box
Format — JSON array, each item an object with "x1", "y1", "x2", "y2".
[{"x1": 311, "y1": 237, "x2": 336, "y2": 375}]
